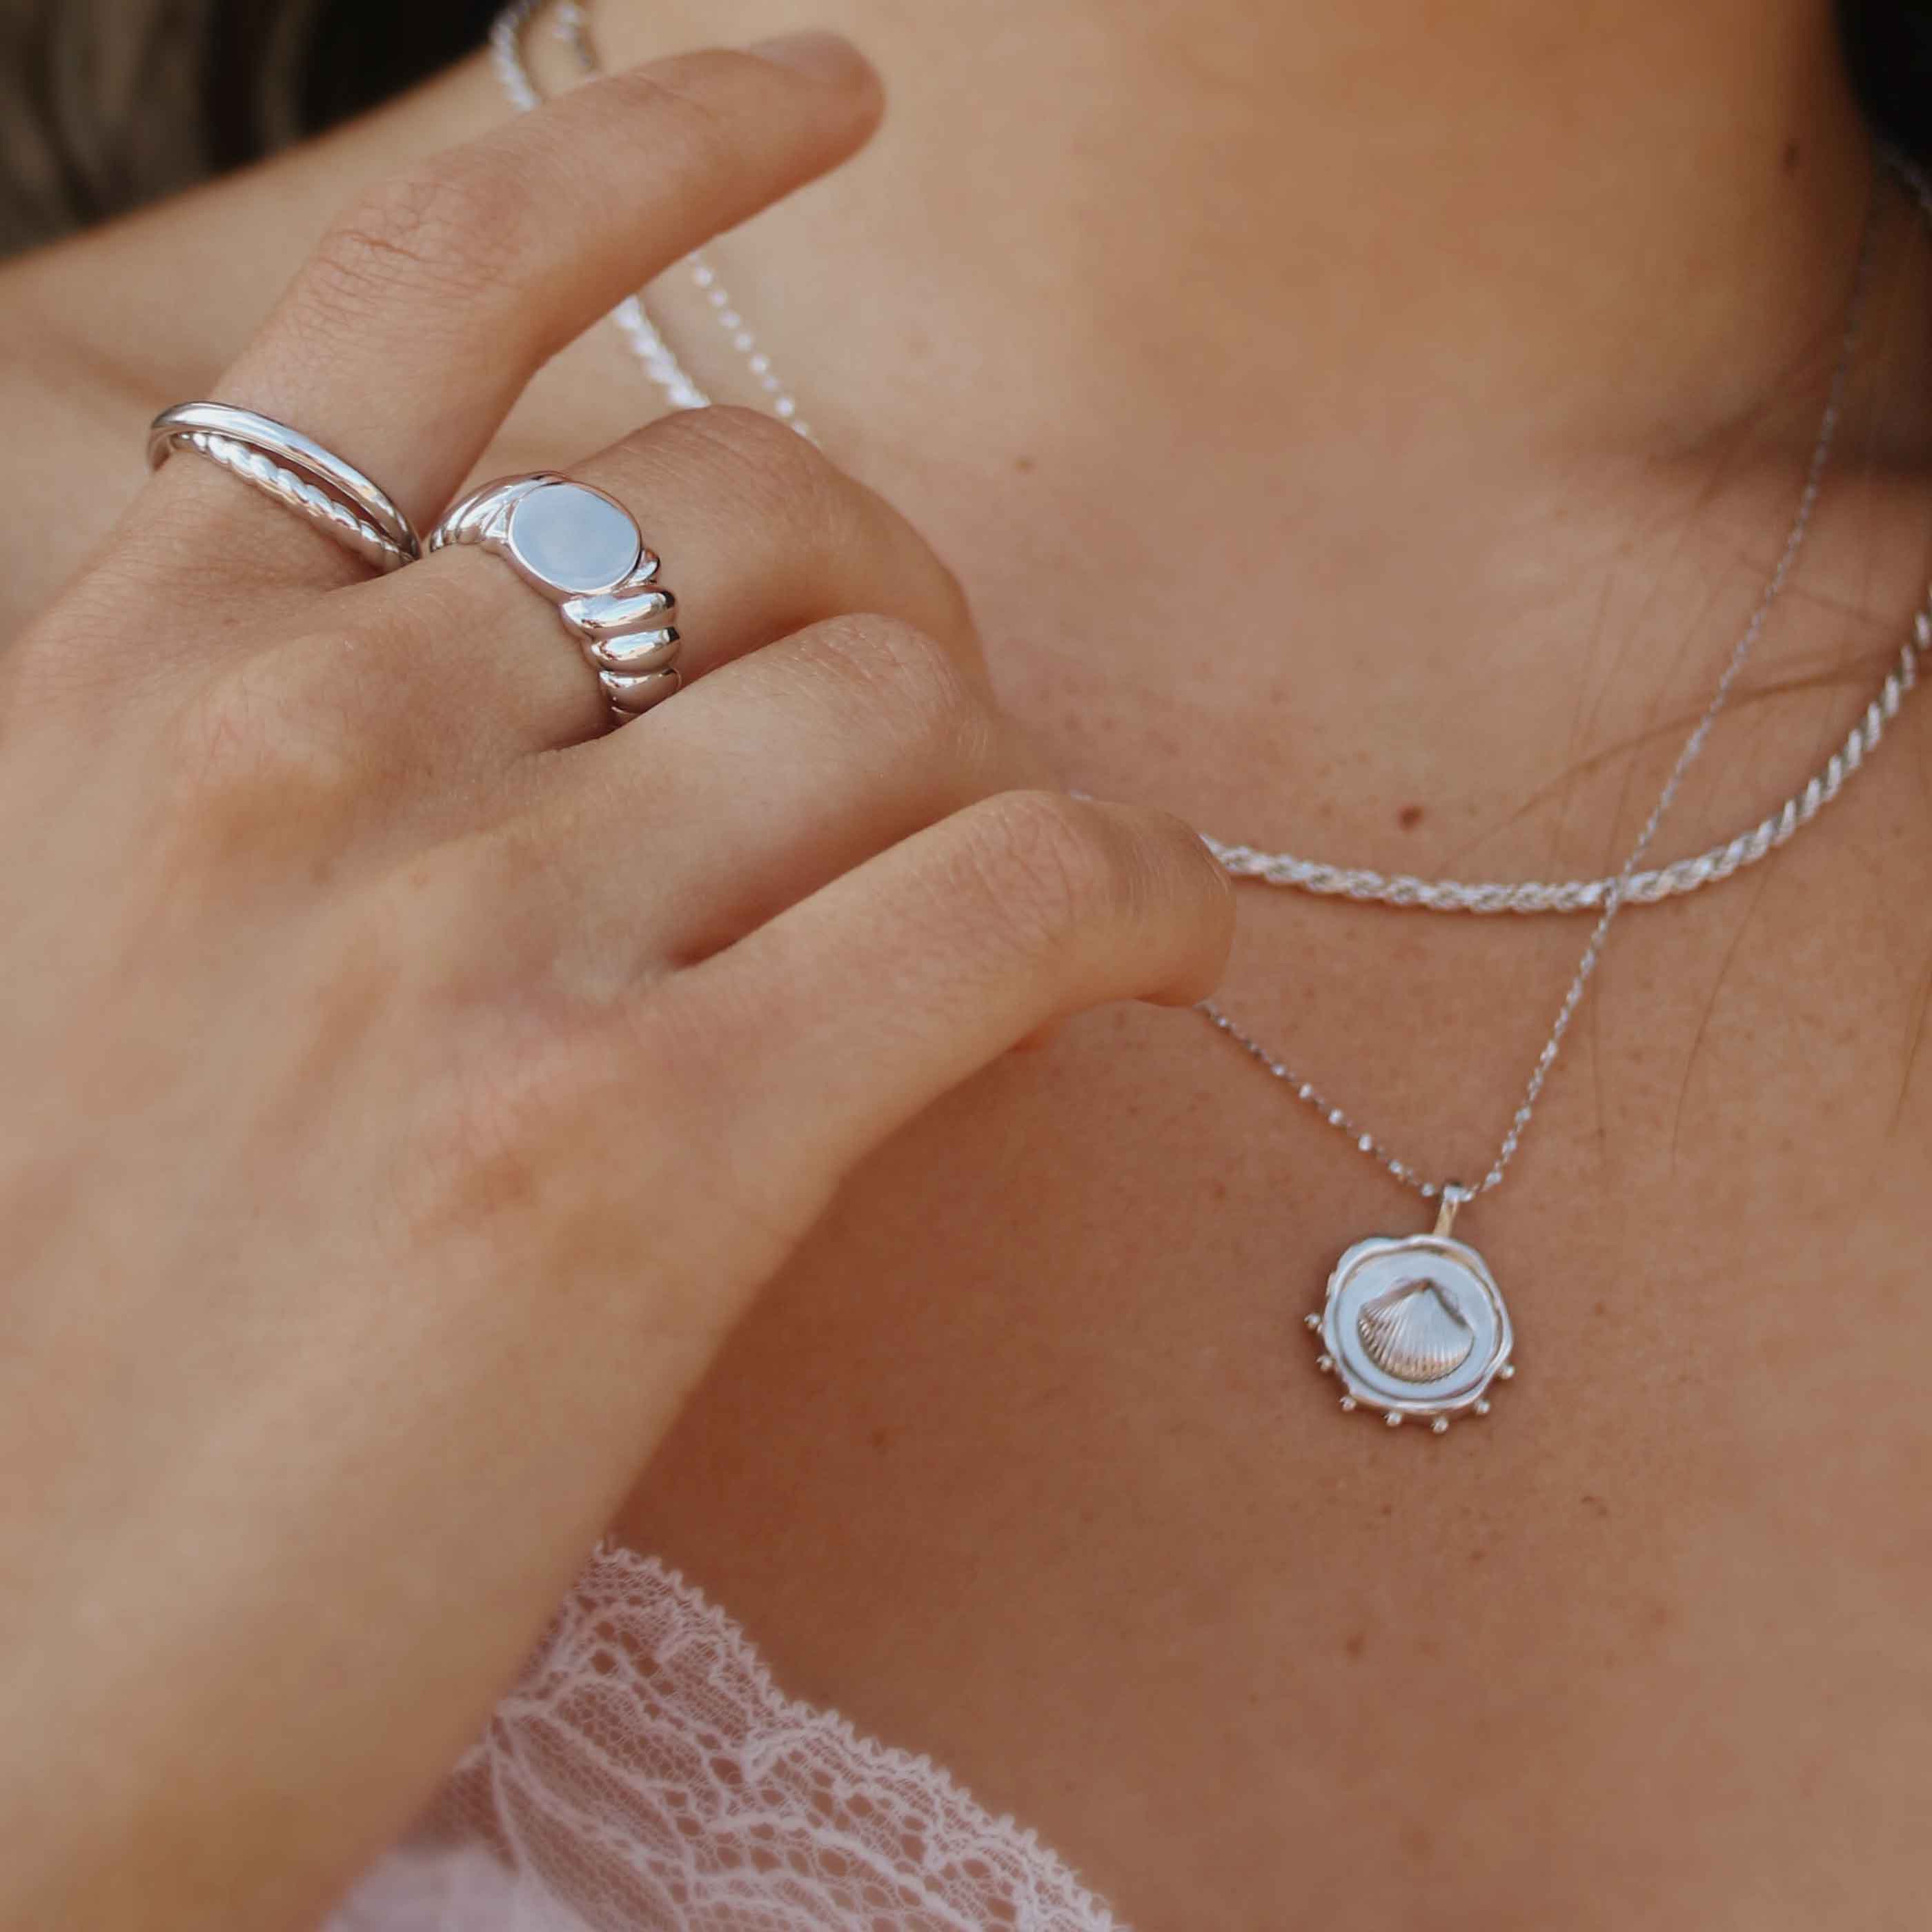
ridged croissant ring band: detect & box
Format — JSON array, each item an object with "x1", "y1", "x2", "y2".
[{"x1": 431, "y1": 474, "x2": 682, "y2": 727}]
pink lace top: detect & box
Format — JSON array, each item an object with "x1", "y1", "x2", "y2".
[{"x1": 324, "y1": 1541, "x2": 1125, "y2": 1931}]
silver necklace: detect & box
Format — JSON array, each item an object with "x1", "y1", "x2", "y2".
[
  {"x1": 1204, "y1": 611, "x2": 1928, "y2": 914},
  {"x1": 493, "y1": 1, "x2": 1931, "y2": 898},
  {"x1": 493, "y1": 3, "x2": 1911, "y2": 1430},
  {"x1": 495, "y1": 1, "x2": 1932, "y2": 924}
]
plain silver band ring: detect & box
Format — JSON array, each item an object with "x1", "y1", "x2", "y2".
[
  {"x1": 148, "y1": 403, "x2": 424, "y2": 575},
  {"x1": 430, "y1": 473, "x2": 682, "y2": 727}
]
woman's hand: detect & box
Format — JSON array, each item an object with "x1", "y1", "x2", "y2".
[{"x1": 0, "y1": 35, "x2": 1231, "y2": 1930}]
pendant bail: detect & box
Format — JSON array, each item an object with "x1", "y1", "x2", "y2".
[{"x1": 1433, "y1": 1182, "x2": 1472, "y2": 1241}]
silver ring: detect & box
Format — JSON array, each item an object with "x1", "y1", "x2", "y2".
[
  {"x1": 148, "y1": 403, "x2": 423, "y2": 575},
  {"x1": 429, "y1": 474, "x2": 682, "y2": 726}
]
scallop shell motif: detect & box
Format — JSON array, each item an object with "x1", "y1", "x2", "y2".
[{"x1": 1356, "y1": 1276, "x2": 1475, "y2": 1383}]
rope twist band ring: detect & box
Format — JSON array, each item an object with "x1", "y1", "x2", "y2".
[
  {"x1": 430, "y1": 474, "x2": 682, "y2": 726},
  {"x1": 148, "y1": 403, "x2": 422, "y2": 575}
]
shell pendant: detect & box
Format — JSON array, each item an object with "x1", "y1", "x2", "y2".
[{"x1": 1305, "y1": 1195, "x2": 1515, "y2": 1434}]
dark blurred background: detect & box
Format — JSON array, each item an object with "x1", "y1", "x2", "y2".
[
  {"x1": 0, "y1": 0, "x2": 501, "y2": 255},
  {"x1": 3, "y1": 0, "x2": 1932, "y2": 259}
]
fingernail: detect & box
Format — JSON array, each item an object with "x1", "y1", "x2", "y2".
[{"x1": 746, "y1": 29, "x2": 867, "y2": 84}]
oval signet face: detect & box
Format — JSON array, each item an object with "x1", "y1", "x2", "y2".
[
  {"x1": 506, "y1": 482, "x2": 642, "y2": 597},
  {"x1": 1356, "y1": 1276, "x2": 1475, "y2": 1383}
]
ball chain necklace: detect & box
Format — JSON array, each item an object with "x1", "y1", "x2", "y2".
[{"x1": 495, "y1": 0, "x2": 1932, "y2": 1431}]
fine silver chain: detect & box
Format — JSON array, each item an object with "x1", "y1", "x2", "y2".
[
  {"x1": 493, "y1": 2, "x2": 1909, "y2": 1206},
  {"x1": 1203, "y1": 615, "x2": 1929, "y2": 914},
  {"x1": 1214, "y1": 154, "x2": 1932, "y2": 917},
  {"x1": 493, "y1": 0, "x2": 1932, "y2": 924},
  {"x1": 1205, "y1": 200, "x2": 1880, "y2": 1203}
]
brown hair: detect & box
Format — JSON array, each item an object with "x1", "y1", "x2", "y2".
[{"x1": 0, "y1": 0, "x2": 491, "y2": 255}]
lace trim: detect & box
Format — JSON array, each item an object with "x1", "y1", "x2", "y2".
[{"x1": 327, "y1": 1539, "x2": 1125, "y2": 1931}]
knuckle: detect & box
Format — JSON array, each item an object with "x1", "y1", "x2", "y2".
[
  {"x1": 402, "y1": 1027, "x2": 611, "y2": 1262},
  {"x1": 1118, "y1": 801, "x2": 1230, "y2": 887},
  {"x1": 1103, "y1": 799, "x2": 1238, "y2": 925},
  {"x1": 406, "y1": 980, "x2": 801, "y2": 1329},
  {"x1": 356, "y1": 864, "x2": 584, "y2": 1178},
  {"x1": 310, "y1": 157, "x2": 533, "y2": 324},
  {"x1": 956, "y1": 789, "x2": 1137, "y2": 952},
  {"x1": 7, "y1": 544, "x2": 212, "y2": 718},
  {"x1": 642, "y1": 404, "x2": 842, "y2": 528},
  {"x1": 1, "y1": 607, "x2": 108, "y2": 720},
  {"x1": 792, "y1": 613, "x2": 988, "y2": 754},
  {"x1": 598, "y1": 58, "x2": 737, "y2": 168},
  {"x1": 163, "y1": 645, "x2": 365, "y2": 849}
]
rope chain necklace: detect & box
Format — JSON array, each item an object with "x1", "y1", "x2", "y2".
[{"x1": 495, "y1": 1, "x2": 1928, "y2": 1431}]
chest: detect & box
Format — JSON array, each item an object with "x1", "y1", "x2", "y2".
[
  {"x1": 612, "y1": 843, "x2": 1932, "y2": 1928},
  {"x1": 10, "y1": 217, "x2": 1932, "y2": 1931}
]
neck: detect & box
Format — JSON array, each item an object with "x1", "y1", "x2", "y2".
[
  {"x1": 599, "y1": 0, "x2": 1880, "y2": 454},
  {"x1": 560, "y1": 0, "x2": 1932, "y2": 869}
]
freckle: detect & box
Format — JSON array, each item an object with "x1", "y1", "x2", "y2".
[
  {"x1": 1468, "y1": 1547, "x2": 1486, "y2": 1564},
  {"x1": 1343, "y1": 1630, "x2": 1368, "y2": 1659},
  {"x1": 1782, "y1": 138, "x2": 1801, "y2": 173},
  {"x1": 869, "y1": 1426, "x2": 894, "y2": 1453},
  {"x1": 1397, "y1": 804, "x2": 1425, "y2": 831},
  {"x1": 1014, "y1": 453, "x2": 1037, "y2": 474},
  {"x1": 1210, "y1": 1178, "x2": 1228, "y2": 1201},
  {"x1": 1581, "y1": 1493, "x2": 1610, "y2": 1519}
]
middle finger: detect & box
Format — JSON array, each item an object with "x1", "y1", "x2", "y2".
[{"x1": 342, "y1": 403, "x2": 981, "y2": 760}]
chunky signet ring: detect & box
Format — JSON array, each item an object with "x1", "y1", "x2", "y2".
[
  {"x1": 429, "y1": 474, "x2": 681, "y2": 726},
  {"x1": 148, "y1": 403, "x2": 423, "y2": 574}
]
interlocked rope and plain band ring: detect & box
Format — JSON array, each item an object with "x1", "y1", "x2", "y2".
[
  {"x1": 430, "y1": 474, "x2": 682, "y2": 726},
  {"x1": 147, "y1": 403, "x2": 424, "y2": 574}
]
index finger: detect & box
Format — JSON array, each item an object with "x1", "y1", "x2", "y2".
[{"x1": 143, "y1": 34, "x2": 879, "y2": 587}]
